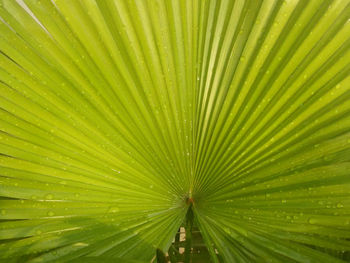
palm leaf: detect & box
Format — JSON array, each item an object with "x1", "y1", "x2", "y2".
[{"x1": 0, "y1": 0, "x2": 349, "y2": 262}]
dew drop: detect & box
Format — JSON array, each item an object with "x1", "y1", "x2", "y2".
[
  {"x1": 336, "y1": 203, "x2": 344, "y2": 208},
  {"x1": 47, "y1": 211, "x2": 55, "y2": 217},
  {"x1": 308, "y1": 218, "x2": 316, "y2": 224},
  {"x1": 110, "y1": 207, "x2": 119, "y2": 213}
]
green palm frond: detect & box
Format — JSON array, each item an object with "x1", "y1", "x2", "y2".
[{"x1": 0, "y1": 0, "x2": 349, "y2": 262}]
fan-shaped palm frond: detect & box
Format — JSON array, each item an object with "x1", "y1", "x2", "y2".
[{"x1": 0, "y1": 0, "x2": 350, "y2": 262}]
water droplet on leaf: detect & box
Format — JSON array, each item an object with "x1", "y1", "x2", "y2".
[{"x1": 47, "y1": 211, "x2": 55, "y2": 217}]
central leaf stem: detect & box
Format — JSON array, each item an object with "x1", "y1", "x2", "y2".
[{"x1": 184, "y1": 201, "x2": 194, "y2": 263}]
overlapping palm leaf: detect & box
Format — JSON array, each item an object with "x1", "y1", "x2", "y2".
[{"x1": 0, "y1": 0, "x2": 350, "y2": 262}]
